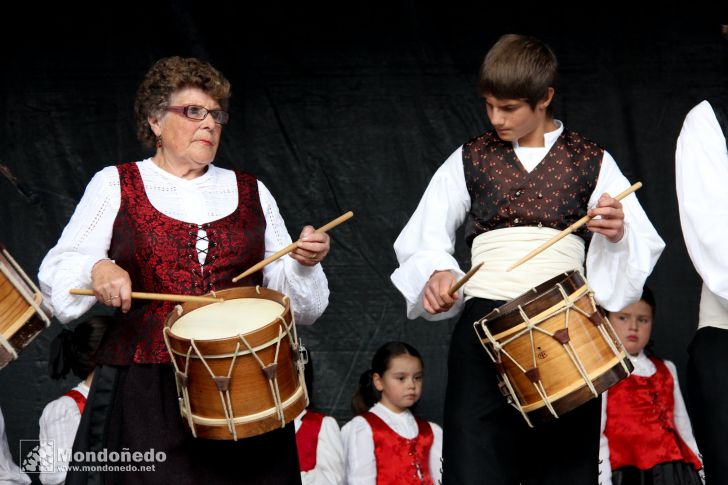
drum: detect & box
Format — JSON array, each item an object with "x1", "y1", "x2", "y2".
[
  {"x1": 473, "y1": 270, "x2": 633, "y2": 427},
  {"x1": 0, "y1": 244, "x2": 51, "y2": 370},
  {"x1": 164, "y1": 286, "x2": 308, "y2": 440}
]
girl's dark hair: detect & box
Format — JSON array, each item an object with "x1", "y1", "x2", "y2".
[
  {"x1": 639, "y1": 286, "x2": 657, "y2": 355},
  {"x1": 48, "y1": 316, "x2": 109, "y2": 380},
  {"x1": 605, "y1": 286, "x2": 657, "y2": 319},
  {"x1": 351, "y1": 341, "x2": 423, "y2": 415},
  {"x1": 605, "y1": 286, "x2": 657, "y2": 355},
  {"x1": 639, "y1": 286, "x2": 656, "y2": 318}
]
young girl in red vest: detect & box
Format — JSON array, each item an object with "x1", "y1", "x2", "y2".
[
  {"x1": 599, "y1": 288, "x2": 703, "y2": 485},
  {"x1": 38, "y1": 317, "x2": 108, "y2": 485},
  {"x1": 341, "y1": 341, "x2": 442, "y2": 485},
  {"x1": 295, "y1": 347, "x2": 345, "y2": 485}
]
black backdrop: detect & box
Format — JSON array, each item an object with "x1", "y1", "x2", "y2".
[{"x1": 2, "y1": 0, "x2": 727, "y2": 471}]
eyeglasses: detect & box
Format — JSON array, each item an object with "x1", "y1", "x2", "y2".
[{"x1": 166, "y1": 105, "x2": 229, "y2": 125}]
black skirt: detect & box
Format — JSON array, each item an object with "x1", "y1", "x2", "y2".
[
  {"x1": 612, "y1": 461, "x2": 703, "y2": 485},
  {"x1": 66, "y1": 363, "x2": 302, "y2": 485}
]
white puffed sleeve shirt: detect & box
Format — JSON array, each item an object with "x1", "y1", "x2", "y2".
[
  {"x1": 294, "y1": 410, "x2": 346, "y2": 485},
  {"x1": 676, "y1": 100, "x2": 728, "y2": 328},
  {"x1": 38, "y1": 382, "x2": 89, "y2": 485}
]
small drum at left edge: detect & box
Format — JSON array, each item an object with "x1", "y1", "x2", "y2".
[
  {"x1": 164, "y1": 286, "x2": 308, "y2": 441},
  {"x1": 0, "y1": 244, "x2": 52, "y2": 370}
]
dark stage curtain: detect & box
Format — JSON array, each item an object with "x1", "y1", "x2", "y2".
[{"x1": 1, "y1": 0, "x2": 726, "y2": 473}]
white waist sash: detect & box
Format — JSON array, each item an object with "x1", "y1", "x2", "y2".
[
  {"x1": 464, "y1": 227, "x2": 585, "y2": 302},
  {"x1": 698, "y1": 283, "x2": 728, "y2": 330}
]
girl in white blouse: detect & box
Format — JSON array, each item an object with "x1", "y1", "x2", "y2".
[
  {"x1": 341, "y1": 342, "x2": 442, "y2": 485},
  {"x1": 39, "y1": 316, "x2": 108, "y2": 485},
  {"x1": 599, "y1": 288, "x2": 703, "y2": 485}
]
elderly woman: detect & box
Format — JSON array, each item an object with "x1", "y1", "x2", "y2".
[{"x1": 38, "y1": 57, "x2": 330, "y2": 484}]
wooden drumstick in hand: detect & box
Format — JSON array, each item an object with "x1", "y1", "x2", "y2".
[
  {"x1": 448, "y1": 262, "x2": 484, "y2": 297},
  {"x1": 232, "y1": 211, "x2": 354, "y2": 283},
  {"x1": 70, "y1": 289, "x2": 223, "y2": 303},
  {"x1": 506, "y1": 182, "x2": 642, "y2": 272}
]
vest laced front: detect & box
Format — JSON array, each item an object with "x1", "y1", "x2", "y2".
[
  {"x1": 95, "y1": 162, "x2": 266, "y2": 365},
  {"x1": 605, "y1": 357, "x2": 702, "y2": 471}
]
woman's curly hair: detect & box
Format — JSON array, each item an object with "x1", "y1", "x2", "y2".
[{"x1": 134, "y1": 56, "x2": 231, "y2": 148}]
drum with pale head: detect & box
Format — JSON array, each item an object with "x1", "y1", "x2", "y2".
[{"x1": 164, "y1": 286, "x2": 307, "y2": 440}]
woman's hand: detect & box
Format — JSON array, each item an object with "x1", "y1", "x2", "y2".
[
  {"x1": 423, "y1": 270, "x2": 459, "y2": 314},
  {"x1": 289, "y1": 225, "x2": 330, "y2": 266},
  {"x1": 587, "y1": 193, "x2": 625, "y2": 243},
  {"x1": 91, "y1": 259, "x2": 132, "y2": 312}
]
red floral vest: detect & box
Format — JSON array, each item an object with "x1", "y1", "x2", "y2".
[
  {"x1": 296, "y1": 410, "x2": 325, "y2": 472},
  {"x1": 362, "y1": 411, "x2": 434, "y2": 485},
  {"x1": 95, "y1": 162, "x2": 265, "y2": 365},
  {"x1": 462, "y1": 129, "x2": 602, "y2": 246},
  {"x1": 605, "y1": 357, "x2": 702, "y2": 471}
]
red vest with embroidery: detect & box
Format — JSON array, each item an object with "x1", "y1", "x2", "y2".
[
  {"x1": 605, "y1": 357, "x2": 702, "y2": 471},
  {"x1": 462, "y1": 129, "x2": 602, "y2": 246},
  {"x1": 95, "y1": 162, "x2": 265, "y2": 365},
  {"x1": 296, "y1": 410, "x2": 325, "y2": 472},
  {"x1": 362, "y1": 411, "x2": 434, "y2": 485},
  {"x1": 63, "y1": 389, "x2": 87, "y2": 414}
]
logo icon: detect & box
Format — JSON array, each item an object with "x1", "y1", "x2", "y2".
[{"x1": 20, "y1": 439, "x2": 54, "y2": 473}]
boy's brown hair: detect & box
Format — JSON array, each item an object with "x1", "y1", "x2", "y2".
[{"x1": 479, "y1": 34, "x2": 558, "y2": 113}]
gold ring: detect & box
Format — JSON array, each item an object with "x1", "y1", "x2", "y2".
[{"x1": 310, "y1": 253, "x2": 317, "y2": 260}]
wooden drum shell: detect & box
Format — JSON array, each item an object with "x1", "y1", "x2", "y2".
[
  {"x1": 165, "y1": 286, "x2": 307, "y2": 440},
  {"x1": 0, "y1": 245, "x2": 50, "y2": 369},
  {"x1": 474, "y1": 271, "x2": 633, "y2": 425}
]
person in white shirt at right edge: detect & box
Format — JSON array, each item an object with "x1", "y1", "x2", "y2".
[{"x1": 675, "y1": 26, "x2": 728, "y2": 485}]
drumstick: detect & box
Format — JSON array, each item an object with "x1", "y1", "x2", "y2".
[
  {"x1": 506, "y1": 182, "x2": 643, "y2": 272},
  {"x1": 69, "y1": 288, "x2": 223, "y2": 304},
  {"x1": 232, "y1": 211, "x2": 354, "y2": 283},
  {"x1": 448, "y1": 262, "x2": 484, "y2": 297}
]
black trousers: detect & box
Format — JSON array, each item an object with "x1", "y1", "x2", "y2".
[
  {"x1": 442, "y1": 298, "x2": 601, "y2": 485},
  {"x1": 688, "y1": 326, "x2": 728, "y2": 485}
]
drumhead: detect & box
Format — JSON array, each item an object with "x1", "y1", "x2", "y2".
[{"x1": 170, "y1": 298, "x2": 285, "y2": 340}]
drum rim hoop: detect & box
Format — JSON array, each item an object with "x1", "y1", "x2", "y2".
[{"x1": 481, "y1": 270, "x2": 587, "y2": 334}]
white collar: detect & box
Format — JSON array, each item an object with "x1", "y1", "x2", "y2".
[
  {"x1": 627, "y1": 351, "x2": 656, "y2": 377},
  {"x1": 141, "y1": 158, "x2": 217, "y2": 185},
  {"x1": 513, "y1": 119, "x2": 564, "y2": 149}
]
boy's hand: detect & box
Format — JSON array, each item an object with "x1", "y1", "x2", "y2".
[
  {"x1": 587, "y1": 193, "x2": 625, "y2": 243},
  {"x1": 423, "y1": 270, "x2": 459, "y2": 314}
]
